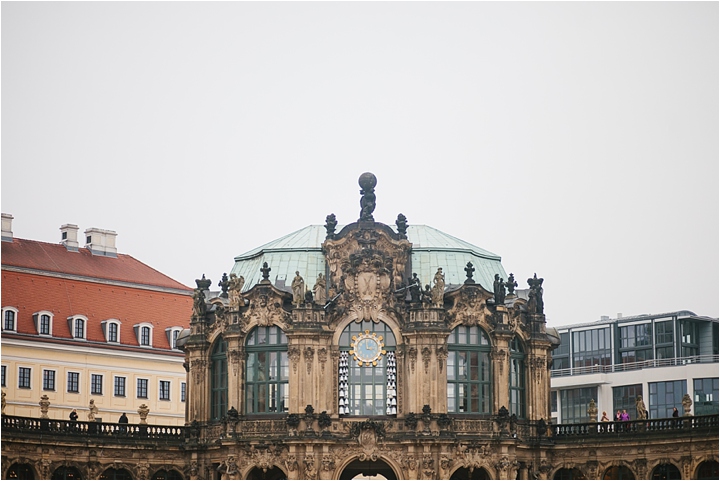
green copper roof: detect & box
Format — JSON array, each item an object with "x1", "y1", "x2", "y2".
[{"x1": 231, "y1": 225, "x2": 506, "y2": 293}]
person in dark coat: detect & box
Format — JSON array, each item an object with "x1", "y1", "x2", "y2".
[{"x1": 118, "y1": 413, "x2": 128, "y2": 433}]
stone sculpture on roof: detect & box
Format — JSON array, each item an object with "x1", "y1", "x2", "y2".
[{"x1": 359, "y1": 172, "x2": 377, "y2": 221}]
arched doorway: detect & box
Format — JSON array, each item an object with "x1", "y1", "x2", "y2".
[
  {"x1": 99, "y1": 468, "x2": 133, "y2": 480},
  {"x1": 6, "y1": 463, "x2": 35, "y2": 480},
  {"x1": 246, "y1": 466, "x2": 287, "y2": 480},
  {"x1": 151, "y1": 469, "x2": 184, "y2": 479},
  {"x1": 52, "y1": 466, "x2": 83, "y2": 479},
  {"x1": 450, "y1": 466, "x2": 492, "y2": 479},
  {"x1": 553, "y1": 468, "x2": 587, "y2": 480},
  {"x1": 651, "y1": 463, "x2": 681, "y2": 480},
  {"x1": 695, "y1": 460, "x2": 719, "y2": 480},
  {"x1": 602, "y1": 466, "x2": 635, "y2": 480},
  {"x1": 340, "y1": 459, "x2": 397, "y2": 480}
]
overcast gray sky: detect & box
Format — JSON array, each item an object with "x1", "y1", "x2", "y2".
[{"x1": 2, "y1": 1, "x2": 718, "y2": 326}]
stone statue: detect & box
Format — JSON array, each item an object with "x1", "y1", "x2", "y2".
[
  {"x1": 260, "y1": 262, "x2": 271, "y2": 281},
  {"x1": 505, "y1": 273, "x2": 518, "y2": 296},
  {"x1": 228, "y1": 273, "x2": 245, "y2": 309},
  {"x1": 396, "y1": 213, "x2": 408, "y2": 237},
  {"x1": 409, "y1": 273, "x2": 422, "y2": 302},
  {"x1": 88, "y1": 399, "x2": 98, "y2": 421},
  {"x1": 192, "y1": 288, "x2": 206, "y2": 318},
  {"x1": 587, "y1": 399, "x2": 598, "y2": 422},
  {"x1": 682, "y1": 393, "x2": 693, "y2": 416},
  {"x1": 358, "y1": 172, "x2": 377, "y2": 221},
  {"x1": 39, "y1": 395, "x2": 50, "y2": 419},
  {"x1": 527, "y1": 273, "x2": 544, "y2": 314},
  {"x1": 218, "y1": 273, "x2": 229, "y2": 299},
  {"x1": 494, "y1": 274, "x2": 506, "y2": 306},
  {"x1": 324, "y1": 213, "x2": 337, "y2": 238},
  {"x1": 292, "y1": 271, "x2": 305, "y2": 306},
  {"x1": 431, "y1": 268, "x2": 445, "y2": 306},
  {"x1": 635, "y1": 395, "x2": 647, "y2": 420},
  {"x1": 1, "y1": 390, "x2": 6, "y2": 414},
  {"x1": 313, "y1": 273, "x2": 327, "y2": 305}
]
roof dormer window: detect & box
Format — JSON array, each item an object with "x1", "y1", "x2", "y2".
[
  {"x1": 101, "y1": 319, "x2": 121, "y2": 343},
  {"x1": 33, "y1": 311, "x2": 54, "y2": 336},
  {"x1": 68, "y1": 316, "x2": 88, "y2": 340},
  {"x1": 134, "y1": 323, "x2": 153, "y2": 347},
  {"x1": 165, "y1": 326, "x2": 183, "y2": 350},
  {"x1": 2, "y1": 307, "x2": 18, "y2": 332}
]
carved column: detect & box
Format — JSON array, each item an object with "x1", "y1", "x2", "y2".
[
  {"x1": 224, "y1": 327, "x2": 244, "y2": 416},
  {"x1": 492, "y1": 309, "x2": 513, "y2": 415}
]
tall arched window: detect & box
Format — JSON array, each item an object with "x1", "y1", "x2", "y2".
[
  {"x1": 246, "y1": 326, "x2": 288, "y2": 414},
  {"x1": 210, "y1": 337, "x2": 228, "y2": 420},
  {"x1": 509, "y1": 336, "x2": 526, "y2": 418},
  {"x1": 447, "y1": 325, "x2": 491, "y2": 414},
  {"x1": 339, "y1": 320, "x2": 396, "y2": 416}
]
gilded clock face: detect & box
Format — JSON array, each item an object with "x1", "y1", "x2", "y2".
[{"x1": 350, "y1": 331, "x2": 386, "y2": 366}]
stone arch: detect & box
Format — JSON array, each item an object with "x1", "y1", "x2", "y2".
[
  {"x1": 449, "y1": 465, "x2": 493, "y2": 479},
  {"x1": 331, "y1": 311, "x2": 402, "y2": 347},
  {"x1": 51, "y1": 464, "x2": 84, "y2": 479},
  {"x1": 694, "y1": 459, "x2": 719, "y2": 480},
  {"x1": 244, "y1": 465, "x2": 288, "y2": 480},
  {"x1": 150, "y1": 468, "x2": 184, "y2": 479},
  {"x1": 601, "y1": 463, "x2": 636, "y2": 480},
  {"x1": 334, "y1": 454, "x2": 402, "y2": 480},
  {"x1": 5, "y1": 462, "x2": 36, "y2": 480},
  {"x1": 649, "y1": 462, "x2": 681, "y2": 479},
  {"x1": 99, "y1": 465, "x2": 134, "y2": 479},
  {"x1": 551, "y1": 467, "x2": 587, "y2": 480}
]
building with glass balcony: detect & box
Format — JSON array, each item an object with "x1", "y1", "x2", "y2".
[{"x1": 550, "y1": 311, "x2": 719, "y2": 424}]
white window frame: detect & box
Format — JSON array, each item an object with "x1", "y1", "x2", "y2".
[
  {"x1": 159, "y1": 380, "x2": 171, "y2": 401},
  {"x1": 134, "y1": 322, "x2": 154, "y2": 347},
  {"x1": 114, "y1": 376, "x2": 126, "y2": 397},
  {"x1": 2, "y1": 307, "x2": 18, "y2": 332},
  {"x1": 90, "y1": 373, "x2": 104, "y2": 395},
  {"x1": 67, "y1": 371, "x2": 80, "y2": 393},
  {"x1": 18, "y1": 366, "x2": 31, "y2": 389},
  {"x1": 165, "y1": 326, "x2": 183, "y2": 350},
  {"x1": 43, "y1": 369, "x2": 56, "y2": 391},
  {"x1": 34, "y1": 311, "x2": 54, "y2": 336},
  {"x1": 101, "y1": 319, "x2": 121, "y2": 344},
  {"x1": 68, "y1": 315, "x2": 88, "y2": 340}
]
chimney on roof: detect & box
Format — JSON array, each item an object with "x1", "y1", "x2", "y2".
[
  {"x1": 600, "y1": 315, "x2": 610, "y2": 321},
  {"x1": 60, "y1": 224, "x2": 79, "y2": 252},
  {"x1": 1, "y1": 213, "x2": 13, "y2": 242},
  {"x1": 84, "y1": 227, "x2": 118, "y2": 257},
  {"x1": 617, "y1": 313, "x2": 622, "y2": 319}
]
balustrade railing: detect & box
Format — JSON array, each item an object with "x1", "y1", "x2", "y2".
[
  {"x1": 552, "y1": 414, "x2": 719, "y2": 437},
  {"x1": 1, "y1": 415, "x2": 186, "y2": 440},
  {"x1": 551, "y1": 354, "x2": 719, "y2": 377}
]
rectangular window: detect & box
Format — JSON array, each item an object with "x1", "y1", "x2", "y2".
[
  {"x1": 655, "y1": 320, "x2": 674, "y2": 344},
  {"x1": 172, "y1": 330, "x2": 179, "y2": 349},
  {"x1": 108, "y1": 323, "x2": 118, "y2": 342},
  {"x1": 141, "y1": 326, "x2": 151, "y2": 346},
  {"x1": 649, "y1": 380, "x2": 687, "y2": 418},
  {"x1": 114, "y1": 376, "x2": 126, "y2": 397},
  {"x1": 181, "y1": 382, "x2": 186, "y2": 402},
  {"x1": 74, "y1": 319, "x2": 84, "y2": 339},
  {"x1": 693, "y1": 378, "x2": 719, "y2": 416},
  {"x1": 1, "y1": 365, "x2": 6, "y2": 387},
  {"x1": 572, "y1": 328, "x2": 612, "y2": 368},
  {"x1": 67, "y1": 372, "x2": 80, "y2": 393},
  {"x1": 39, "y1": 315, "x2": 51, "y2": 335},
  {"x1": 4, "y1": 310, "x2": 15, "y2": 330},
  {"x1": 137, "y1": 378, "x2": 148, "y2": 398},
  {"x1": 91, "y1": 374, "x2": 103, "y2": 395},
  {"x1": 159, "y1": 380, "x2": 170, "y2": 401},
  {"x1": 559, "y1": 387, "x2": 597, "y2": 424},
  {"x1": 551, "y1": 391, "x2": 558, "y2": 412},
  {"x1": 18, "y1": 367, "x2": 31, "y2": 389},
  {"x1": 43, "y1": 369, "x2": 56, "y2": 391},
  {"x1": 613, "y1": 384, "x2": 643, "y2": 420}
]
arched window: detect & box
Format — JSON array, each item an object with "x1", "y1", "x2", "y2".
[
  {"x1": 509, "y1": 336, "x2": 526, "y2": 418},
  {"x1": 210, "y1": 337, "x2": 228, "y2": 420},
  {"x1": 3, "y1": 308, "x2": 17, "y2": 331},
  {"x1": 339, "y1": 320, "x2": 397, "y2": 416},
  {"x1": 245, "y1": 326, "x2": 288, "y2": 414},
  {"x1": 447, "y1": 325, "x2": 491, "y2": 414}
]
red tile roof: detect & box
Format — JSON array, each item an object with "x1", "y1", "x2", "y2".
[
  {"x1": 2, "y1": 238, "x2": 191, "y2": 291},
  {"x1": 2, "y1": 271, "x2": 192, "y2": 349},
  {"x1": 2, "y1": 238, "x2": 193, "y2": 350}
]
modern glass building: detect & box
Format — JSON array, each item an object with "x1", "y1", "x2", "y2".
[{"x1": 550, "y1": 311, "x2": 719, "y2": 424}]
